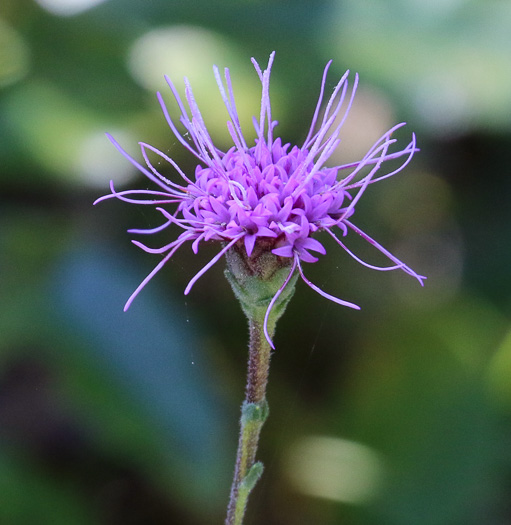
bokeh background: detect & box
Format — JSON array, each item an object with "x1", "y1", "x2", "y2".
[{"x1": 1, "y1": 0, "x2": 511, "y2": 524}]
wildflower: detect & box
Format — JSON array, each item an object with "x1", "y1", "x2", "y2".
[{"x1": 95, "y1": 52, "x2": 424, "y2": 346}]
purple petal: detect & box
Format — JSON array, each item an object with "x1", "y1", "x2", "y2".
[{"x1": 272, "y1": 245, "x2": 294, "y2": 258}]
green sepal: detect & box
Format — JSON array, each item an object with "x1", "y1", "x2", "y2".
[{"x1": 224, "y1": 246, "x2": 298, "y2": 331}]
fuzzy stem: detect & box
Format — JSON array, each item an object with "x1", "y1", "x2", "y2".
[
  {"x1": 225, "y1": 315, "x2": 273, "y2": 525},
  {"x1": 223, "y1": 247, "x2": 296, "y2": 524}
]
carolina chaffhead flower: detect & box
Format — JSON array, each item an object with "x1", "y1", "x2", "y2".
[{"x1": 95, "y1": 52, "x2": 424, "y2": 346}]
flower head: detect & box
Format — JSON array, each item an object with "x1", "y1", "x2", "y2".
[{"x1": 95, "y1": 52, "x2": 425, "y2": 346}]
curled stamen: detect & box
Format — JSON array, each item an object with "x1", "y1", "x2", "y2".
[
  {"x1": 344, "y1": 220, "x2": 426, "y2": 285},
  {"x1": 128, "y1": 218, "x2": 173, "y2": 235},
  {"x1": 184, "y1": 235, "x2": 244, "y2": 296},
  {"x1": 296, "y1": 256, "x2": 360, "y2": 310},
  {"x1": 94, "y1": 181, "x2": 180, "y2": 206},
  {"x1": 325, "y1": 228, "x2": 403, "y2": 271},
  {"x1": 263, "y1": 258, "x2": 298, "y2": 349},
  {"x1": 123, "y1": 237, "x2": 190, "y2": 311}
]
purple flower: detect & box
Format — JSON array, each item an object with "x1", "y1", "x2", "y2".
[{"x1": 95, "y1": 52, "x2": 425, "y2": 345}]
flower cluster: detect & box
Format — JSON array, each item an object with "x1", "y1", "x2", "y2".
[{"x1": 95, "y1": 52, "x2": 424, "y2": 344}]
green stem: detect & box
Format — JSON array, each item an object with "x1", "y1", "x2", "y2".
[
  {"x1": 225, "y1": 315, "x2": 272, "y2": 525},
  {"x1": 223, "y1": 247, "x2": 297, "y2": 524}
]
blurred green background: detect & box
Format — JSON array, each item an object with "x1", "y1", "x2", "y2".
[{"x1": 1, "y1": 0, "x2": 511, "y2": 524}]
